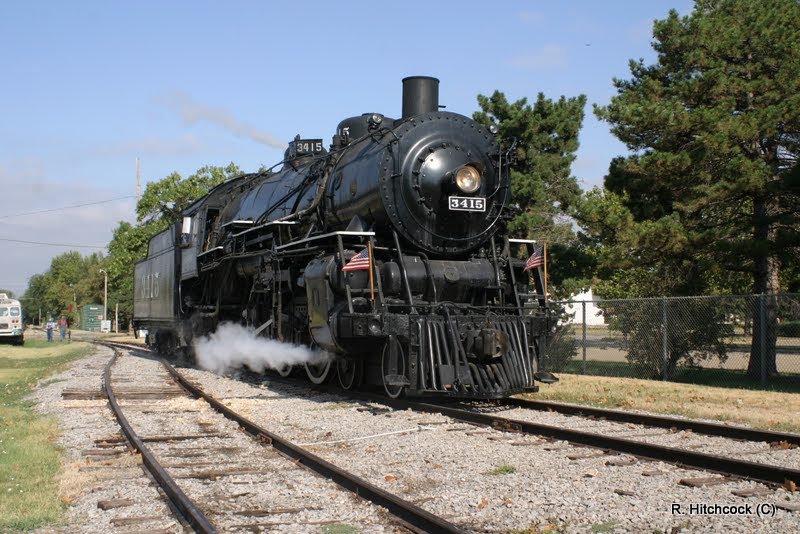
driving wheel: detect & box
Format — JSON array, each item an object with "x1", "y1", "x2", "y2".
[
  {"x1": 337, "y1": 358, "x2": 363, "y2": 390},
  {"x1": 382, "y1": 336, "x2": 408, "y2": 398},
  {"x1": 305, "y1": 347, "x2": 333, "y2": 384}
]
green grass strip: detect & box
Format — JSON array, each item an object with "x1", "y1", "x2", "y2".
[{"x1": 0, "y1": 339, "x2": 94, "y2": 530}]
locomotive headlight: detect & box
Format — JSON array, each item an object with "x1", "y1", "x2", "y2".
[{"x1": 455, "y1": 165, "x2": 481, "y2": 193}]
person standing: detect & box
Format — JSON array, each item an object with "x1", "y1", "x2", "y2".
[
  {"x1": 46, "y1": 318, "x2": 55, "y2": 342},
  {"x1": 58, "y1": 316, "x2": 68, "y2": 341}
]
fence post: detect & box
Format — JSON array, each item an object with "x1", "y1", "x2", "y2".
[
  {"x1": 760, "y1": 293, "x2": 767, "y2": 386},
  {"x1": 582, "y1": 301, "x2": 587, "y2": 375},
  {"x1": 662, "y1": 297, "x2": 668, "y2": 381}
]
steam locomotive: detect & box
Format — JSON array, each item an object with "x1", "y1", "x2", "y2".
[{"x1": 133, "y1": 76, "x2": 555, "y2": 398}]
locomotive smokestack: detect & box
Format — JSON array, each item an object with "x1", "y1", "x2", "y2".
[{"x1": 402, "y1": 76, "x2": 439, "y2": 118}]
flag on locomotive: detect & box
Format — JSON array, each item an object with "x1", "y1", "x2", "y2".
[
  {"x1": 342, "y1": 248, "x2": 370, "y2": 272},
  {"x1": 524, "y1": 246, "x2": 544, "y2": 271}
]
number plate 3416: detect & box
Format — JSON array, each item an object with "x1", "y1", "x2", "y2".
[{"x1": 448, "y1": 196, "x2": 486, "y2": 212}]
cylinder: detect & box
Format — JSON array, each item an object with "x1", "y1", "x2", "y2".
[{"x1": 402, "y1": 76, "x2": 439, "y2": 118}]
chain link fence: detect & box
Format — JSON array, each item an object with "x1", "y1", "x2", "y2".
[{"x1": 542, "y1": 293, "x2": 800, "y2": 390}]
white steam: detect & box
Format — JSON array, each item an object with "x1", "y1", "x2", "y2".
[{"x1": 193, "y1": 322, "x2": 325, "y2": 375}]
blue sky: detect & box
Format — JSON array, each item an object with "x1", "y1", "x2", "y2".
[{"x1": 0, "y1": 0, "x2": 692, "y2": 297}]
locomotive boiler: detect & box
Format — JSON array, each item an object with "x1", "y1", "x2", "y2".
[{"x1": 133, "y1": 76, "x2": 556, "y2": 398}]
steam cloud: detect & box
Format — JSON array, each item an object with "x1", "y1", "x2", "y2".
[
  {"x1": 167, "y1": 91, "x2": 287, "y2": 150},
  {"x1": 193, "y1": 322, "x2": 326, "y2": 375}
]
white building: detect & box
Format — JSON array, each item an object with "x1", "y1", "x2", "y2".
[{"x1": 563, "y1": 288, "x2": 605, "y2": 325}]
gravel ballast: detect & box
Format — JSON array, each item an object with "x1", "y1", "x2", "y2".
[{"x1": 30, "y1": 346, "x2": 800, "y2": 532}]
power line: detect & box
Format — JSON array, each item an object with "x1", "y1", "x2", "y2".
[
  {"x1": 0, "y1": 196, "x2": 136, "y2": 219},
  {"x1": 0, "y1": 237, "x2": 106, "y2": 249}
]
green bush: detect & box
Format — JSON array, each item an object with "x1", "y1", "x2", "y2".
[
  {"x1": 777, "y1": 321, "x2": 800, "y2": 337},
  {"x1": 540, "y1": 325, "x2": 577, "y2": 372},
  {"x1": 601, "y1": 298, "x2": 734, "y2": 380}
]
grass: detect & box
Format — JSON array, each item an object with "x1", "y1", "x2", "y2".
[
  {"x1": 558, "y1": 359, "x2": 800, "y2": 393},
  {"x1": 321, "y1": 524, "x2": 360, "y2": 534},
  {"x1": 528, "y1": 372, "x2": 800, "y2": 433},
  {"x1": 670, "y1": 366, "x2": 800, "y2": 391},
  {"x1": 0, "y1": 338, "x2": 94, "y2": 530},
  {"x1": 590, "y1": 521, "x2": 621, "y2": 533},
  {"x1": 560, "y1": 360, "x2": 640, "y2": 378},
  {"x1": 484, "y1": 464, "x2": 516, "y2": 475}
]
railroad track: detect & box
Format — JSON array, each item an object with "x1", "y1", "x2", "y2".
[
  {"x1": 101, "y1": 344, "x2": 463, "y2": 533},
  {"x1": 390, "y1": 397, "x2": 800, "y2": 488},
  {"x1": 106, "y1": 340, "x2": 800, "y2": 487},
  {"x1": 100, "y1": 341, "x2": 800, "y2": 527},
  {"x1": 497, "y1": 397, "x2": 800, "y2": 446}
]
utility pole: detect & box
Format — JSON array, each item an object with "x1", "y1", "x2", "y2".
[
  {"x1": 99, "y1": 269, "x2": 108, "y2": 324},
  {"x1": 136, "y1": 158, "x2": 141, "y2": 205}
]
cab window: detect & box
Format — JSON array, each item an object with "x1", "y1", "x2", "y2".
[
  {"x1": 0, "y1": 307, "x2": 8, "y2": 317},
  {"x1": 10, "y1": 307, "x2": 20, "y2": 317}
]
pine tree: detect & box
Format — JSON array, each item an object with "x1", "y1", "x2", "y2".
[
  {"x1": 473, "y1": 91, "x2": 586, "y2": 244},
  {"x1": 592, "y1": 0, "x2": 800, "y2": 378}
]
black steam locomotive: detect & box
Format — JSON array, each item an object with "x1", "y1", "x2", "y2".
[{"x1": 133, "y1": 77, "x2": 555, "y2": 398}]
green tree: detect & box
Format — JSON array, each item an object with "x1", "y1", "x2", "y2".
[
  {"x1": 473, "y1": 92, "x2": 586, "y2": 242},
  {"x1": 590, "y1": 0, "x2": 800, "y2": 379},
  {"x1": 22, "y1": 274, "x2": 46, "y2": 325},
  {"x1": 473, "y1": 91, "x2": 588, "y2": 298},
  {"x1": 137, "y1": 163, "x2": 241, "y2": 225},
  {"x1": 105, "y1": 163, "x2": 242, "y2": 328},
  {"x1": 21, "y1": 252, "x2": 104, "y2": 327},
  {"x1": 0, "y1": 289, "x2": 14, "y2": 298},
  {"x1": 105, "y1": 221, "x2": 157, "y2": 328}
]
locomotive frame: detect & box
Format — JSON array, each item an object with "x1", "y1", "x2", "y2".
[{"x1": 133, "y1": 77, "x2": 556, "y2": 399}]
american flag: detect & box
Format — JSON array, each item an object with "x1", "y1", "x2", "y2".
[
  {"x1": 342, "y1": 248, "x2": 370, "y2": 272},
  {"x1": 523, "y1": 247, "x2": 544, "y2": 271}
]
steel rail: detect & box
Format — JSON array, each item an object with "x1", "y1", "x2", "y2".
[
  {"x1": 500, "y1": 397, "x2": 800, "y2": 446},
  {"x1": 161, "y1": 360, "x2": 465, "y2": 534},
  {"x1": 112, "y1": 341, "x2": 800, "y2": 445},
  {"x1": 390, "y1": 398, "x2": 800, "y2": 487},
  {"x1": 104, "y1": 342, "x2": 800, "y2": 487},
  {"x1": 103, "y1": 349, "x2": 217, "y2": 534}
]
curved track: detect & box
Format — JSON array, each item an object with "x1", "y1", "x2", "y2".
[
  {"x1": 103, "y1": 349, "x2": 214, "y2": 533},
  {"x1": 102, "y1": 343, "x2": 463, "y2": 533},
  {"x1": 104, "y1": 341, "x2": 800, "y2": 492}
]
